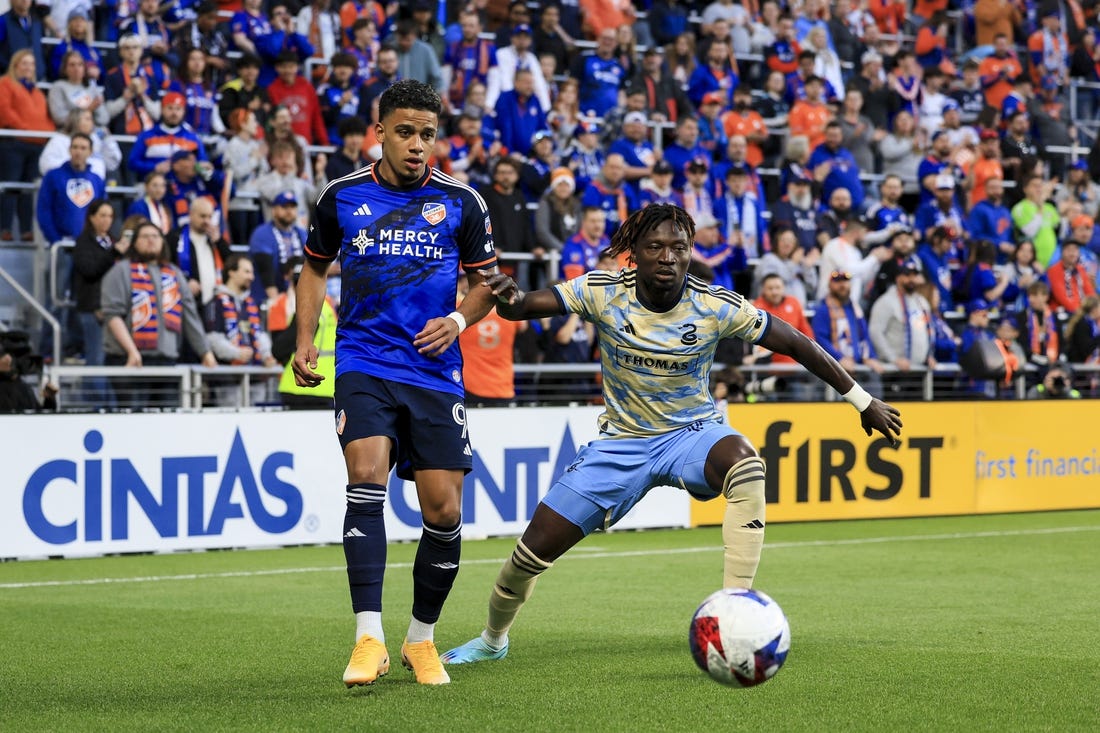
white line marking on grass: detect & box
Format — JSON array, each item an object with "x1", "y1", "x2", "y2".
[{"x1": 3, "y1": 525, "x2": 1098, "y2": 590}]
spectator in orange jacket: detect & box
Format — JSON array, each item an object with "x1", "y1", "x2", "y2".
[
  {"x1": 788, "y1": 75, "x2": 831, "y2": 151},
  {"x1": 0, "y1": 49, "x2": 56, "y2": 241},
  {"x1": 973, "y1": 0, "x2": 1023, "y2": 47},
  {"x1": 868, "y1": 0, "x2": 906, "y2": 35},
  {"x1": 1047, "y1": 240, "x2": 1096, "y2": 313},
  {"x1": 750, "y1": 273, "x2": 815, "y2": 366},
  {"x1": 978, "y1": 34, "x2": 1023, "y2": 111}
]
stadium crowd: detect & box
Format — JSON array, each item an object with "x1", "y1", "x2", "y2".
[{"x1": 2, "y1": 0, "x2": 1100, "y2": 409}]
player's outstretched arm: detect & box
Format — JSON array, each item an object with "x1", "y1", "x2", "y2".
[
  {"x1": 477, "y1": 269, "x2": 565, "y2": 321},
  {"x1": 291, "y1": 259, "x2": 330, "y2": 388},
  {"x1": 757, "y1": 316, "x2": 903, "y2": 446}
]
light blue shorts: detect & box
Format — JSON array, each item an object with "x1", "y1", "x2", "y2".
[{"x1": 542, "y1": 421, "x2": 742, "y2": 536}]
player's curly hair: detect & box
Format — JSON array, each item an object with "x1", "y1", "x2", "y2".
[
  {"x1": 605, "y1": 204, "x2": 696, "y2": 263},
  {"x1": 378, "y1": 79, "x2": 443, "y2": 123}
]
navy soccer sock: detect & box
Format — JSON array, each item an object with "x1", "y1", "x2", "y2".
[
  {"x1": 411, "y1": 520, "x2": 462, "y2": 624},
  {"x1": 343, "y1": 483, "x2": 387, "y2": 613}
]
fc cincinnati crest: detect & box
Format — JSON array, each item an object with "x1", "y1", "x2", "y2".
[
  {"x1": 66, "y1": 179, "x2": 96, "y2": 208},
  {"x1": 422, "y1": 202, "x2": 447, "y2": 226},
  {"x1": 335, "y1": 409, "x2": 346, "y2": 435}
]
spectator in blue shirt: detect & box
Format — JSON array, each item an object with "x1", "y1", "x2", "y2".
[
  {"x1": 917, "y1": 226, "x2": 959, "y2": 313},
  {"x1": 687, "y1": 38, "x2": 739, "y2": 108},
  {"x1": 808, "y1": 121, "x2": 865, "y2": 211},
  {"x1": 958, "y1": 299, "x2": 999, "y2": 398},
  {"x1": 966, "y1": 177, "x2": 1015, "y2": 262},
  {"x1": 579, "y1": 153, "x2": 639, "y2": 238},
  {"x1": 715, "y1": 164, "x2": 765, "y2": 263},
  {"x1": 663, "y1": 117, "x2": 707, "y2": 190},
  {"x1": 863, "y1": 175, "x2": 914, "y2": 249},
  {"x1": 916, "y1": 130, "x2": 964, "y2": 206},
  {"x1": 127, "y1": 91, "x2": 209, "y2": 179},
  {"x1": 915, "y1": 175, "x2": 966, "y2": 242},
  {"x1": 608, "y1": 110, "x2": 656, "y2": 193},
  {"x1": 495, "y1": 68, "x2": 547, "y2": 156},
  {"x1": 0, "y1": 0, "x2": 47, "y2": 80},
  {"x1": 959, "y1": 239, "x2": 1010, "y2": 305},
  {"x1": 248, "y1": 191, "x2": 307, "y2": 304},
  {"x1": 647, "y1": 0, "x2": 690, "y2": 48},
  {"x1": 812, "y1": 269, "x2": 884, "y2": 396},
  {"x1": 317, "y1": 52, "x2": 362, "y2": 147},
  {"x1": 37, "y1": 133, "x2": 105, "y2": 246},
  {"x1": 37, "y1": 133, "x2": 105, "y2": 360},
  {"x1": 559, "y1": 207, "x2": 611, "y2": 280},
  {"x1": 49, "y1": 10, "x2": 104, "y2": 81},
  {"x1": 571, "y1": 28, "x2": 625, "y2": 117},
  {"x1": 566, "y1": 120, "x2": 606, "y2": 194}
]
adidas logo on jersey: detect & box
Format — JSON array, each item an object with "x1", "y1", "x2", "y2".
[{"x1": 353, "y1": 203, "x2": 372, "y2": 216}]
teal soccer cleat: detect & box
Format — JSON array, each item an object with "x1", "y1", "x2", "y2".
[{"x1": 440, "y1": 637, "x2": 509, "y2": 665}]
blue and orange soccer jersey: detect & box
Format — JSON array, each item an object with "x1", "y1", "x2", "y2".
[
  {"x1": 554, "y1": 270, "x2": 770, "y2": 438},
  {"x1": 306, "y1": 164, "x2": 497, "y2": 396}
]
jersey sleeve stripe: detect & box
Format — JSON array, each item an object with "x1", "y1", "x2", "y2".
[
  {"x1": 304, "y1": 243, "x2": 337, "y2": 261},
  {"x1": 752, "y1": 310, "x2": 772, "y2": 344},
  {"x1": 462, "y1": 255, "x2": 498, "y2": 269},
  {"x1": 551, "y1": 286, "x2": 568, "y2": 314}
]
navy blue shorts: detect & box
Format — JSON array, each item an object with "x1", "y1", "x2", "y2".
[{"x1": 334, "y1": 372, "x2": 472, "y2": 481}]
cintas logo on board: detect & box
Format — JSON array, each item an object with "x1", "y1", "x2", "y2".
[{"x1": 22, "y1": 429, "x2": 303, "y2": 545}]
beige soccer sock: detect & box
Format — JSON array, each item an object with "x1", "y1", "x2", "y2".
[
  {"x1": 484, "y1": 539, "x2": 553, "y2": 646},
  {"x1": 721, "y1": 456, "x2": 766, "y2": 589}
]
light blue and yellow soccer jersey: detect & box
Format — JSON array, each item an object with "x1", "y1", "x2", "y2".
[{"x1": 553, "y1": 269, "x2": 771, "y2": 438}]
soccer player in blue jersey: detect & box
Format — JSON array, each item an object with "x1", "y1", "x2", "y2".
[
  {"x1": 292, "y1": 79, "x2": 501, "y2": 687},
  {"x1": 442, "y1": 204, "x2": 903, "y2": 665}
]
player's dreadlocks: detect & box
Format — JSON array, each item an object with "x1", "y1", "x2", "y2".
[{"x1": 606, "y1": 204, "x2": 696, "y2": 263}]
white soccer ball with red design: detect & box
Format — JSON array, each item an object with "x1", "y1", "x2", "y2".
[{"x1": 689, "y1": 588, "x2": 790, "y2": 687}]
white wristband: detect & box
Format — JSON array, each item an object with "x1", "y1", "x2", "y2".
[
  {"x1": 446, "y1": 311, "x2": 467, "y2": 334},
  {"x1": 842, "y1": 384, "x2": 873, "y2": 412}
]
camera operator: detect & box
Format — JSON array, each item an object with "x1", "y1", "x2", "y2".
[
  {"x1": 1027, "y1": 364, "x2": 1082, "y2": 399},
  {"x1": 0, "y1": 340, "x2": 58, "y2": 413}
]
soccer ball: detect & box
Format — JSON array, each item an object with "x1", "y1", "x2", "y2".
[{"x1": 689, "y1": 588, "x2": 790, "y2": 687}]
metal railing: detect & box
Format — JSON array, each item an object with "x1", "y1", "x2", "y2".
[
  {"x1": 1068, "y1": 79, "x2": 1100, "y2": 124},
  {"x1": 0, "y1": 263, "x2": 60, "y2": 368},
  {"x1": 49, "y1": 240, "x2": 75, "y2": 308},
  {"x1": 39, "y1": 359, "x2": 1100, "y2": 413}
]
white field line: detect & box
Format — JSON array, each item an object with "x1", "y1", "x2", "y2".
[{"x1": 2, "y1": 525, "x2": 1098, "y2": 590}]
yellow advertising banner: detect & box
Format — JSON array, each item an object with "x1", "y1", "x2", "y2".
[{"x1": 690, "y1": 402, "x2": 1100, "y2": 526}]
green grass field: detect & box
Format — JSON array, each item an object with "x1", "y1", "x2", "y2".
[{"x1": 3, "y1": 510, "x2": 1099, "y2": 732}]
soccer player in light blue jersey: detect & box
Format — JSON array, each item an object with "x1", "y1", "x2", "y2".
[
  {"x1": 292, "y1": 79, "x2": 501, "y2": 687},
  {"x1": 443, "y1": 204, "x2": 903, "y2": 665}
]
